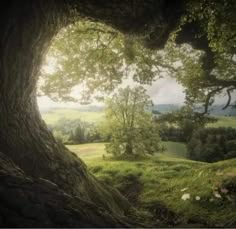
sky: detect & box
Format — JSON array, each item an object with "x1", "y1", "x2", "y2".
[
  {"x1": 37, "y1": 52, "x2": 235, "y2": 111},
  {"x1": 38, "y1": 76, "x2": 236, "y2": 111},
  {"x1": 37, "y1": 76, "x2": 186, "y2": 111},
  {"x1": 37, "y1": 75, "x2": 235, "y2": 111}
]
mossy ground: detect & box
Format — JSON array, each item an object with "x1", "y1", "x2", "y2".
[{"x1": 67, "y1": 142, "x2": 236, "y2": 227}]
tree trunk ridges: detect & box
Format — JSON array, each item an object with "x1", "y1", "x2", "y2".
[
  {"x1": 0, "y1": 0, "x2": 130, "y2": 220},
  {"x1": 0, "y1": 0, "x2": 68, "y2": 104},
  {"x1": 0, "y1": 0, "x2": 73, "y2": 178},
  {"x1": 0, "y1": 0, "x2": 188, "y2": 226},
  {"x1": 0, "y1": 152, "x2": 131, "y2": 228}
]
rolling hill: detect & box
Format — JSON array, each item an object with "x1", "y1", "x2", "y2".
[
  {"x1": 41, "y1": 107, "x2": 236, "y2": 128},
  {"x1": 67, "y1": 142, "x2": 236, "y2": 227}
]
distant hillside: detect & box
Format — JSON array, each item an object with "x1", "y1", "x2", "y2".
[
  {"x1": 41, "y1": 108, "x2": 105, "y2": 125},
  {"x1": 41, "y1": 103, "x2": 236, "y2": 116},
  {"x1": 40, "y1": 103, "x2": 236, "y2": 126},
  {"x1": 207, "y1": 105, "x2": 236, "y2": 116},
  {"x1": 40, "y1": 105, "x2": 104, "y2": 114},
  {"x1": 152, "y1": 104, "x2": 236, "y2": 116},
  {"x1": 152, "y1": 104, "x2": 181, "y2": 113}
]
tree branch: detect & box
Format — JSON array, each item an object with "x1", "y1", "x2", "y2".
[
  {"x1": 201, "y1": 87, "x2": 226, "y2": 115},
  {"x1": 75, "y1": 27, "x2": 117, "y2": 36},
  {"x1": 222, "y1": 87, "x2": 236, "y2": 110}
]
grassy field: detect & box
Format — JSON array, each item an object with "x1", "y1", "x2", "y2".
[
  {"x1": 67, "y1": 142, "x2": 236, "y2": 227},
  {"x1": 45, "y1": 108, "x2": 236, "y2": 226},
  {"x1": 42, "y1": 108, "x2": 105, "y2": 124},
  {"x1": 162, "y1": 141, "x2": 187, "y2": 158},
  {"x1": 41, "y1": 108, "x2": 236, "y2": 128},
  {"x1": 208, "y1": 116, "x2": 236, "y2": 128},
  {"x1": 67, "y1": 141, "x2": 187, "y2": 161}
]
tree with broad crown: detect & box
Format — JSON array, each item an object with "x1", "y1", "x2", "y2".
[{"x1": 103, "y1": 86, "x2": 161, "y2": 158}]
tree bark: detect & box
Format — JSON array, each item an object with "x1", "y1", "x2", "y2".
[
  {"x1": 0, "y1": 0, "x2": 131, "y2": 220},
  {"x1": 0, "y1": 152, "x2": 132, "y2": 228},
  {"x1": 0, "y1": 0, "x2": 185, "y2": 226}
]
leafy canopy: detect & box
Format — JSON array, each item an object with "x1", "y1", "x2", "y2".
[
  {"x1": 39, "y1": 20, "x2": 169, "y2": 103},
  {"x1": 39, "y1": 1, "x2": 236, "y2": 111},
  {"x1": 179, "y1": 1, "x2": 236, "y2": 110},
  {"x1": 103, "y1": 86, "x2": 161, "y2": 157},
  {"x1": 156, "y1": 105, "x2": 217, "y2": 142}
]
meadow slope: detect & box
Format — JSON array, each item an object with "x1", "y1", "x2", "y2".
[{"x1": 67, "y1": 142, "x2": 236, "y2": 227}]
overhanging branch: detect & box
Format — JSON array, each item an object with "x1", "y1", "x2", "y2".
[
  {"x1": 222, "y1": 87, "x2": 236, "y2": 110},
  {"x1": 201, "y1": 86, "x2": 226, "y2": 115}
]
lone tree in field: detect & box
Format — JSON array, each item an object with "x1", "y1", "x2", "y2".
[{"x1": 104, "y1": 86, "x2": 161, "y2": 158}]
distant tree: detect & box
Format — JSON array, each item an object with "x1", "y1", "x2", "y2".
[
  {"x1": 50, "y1": 118, "x2": 103, "y2": 144},
  {"x1": 39, "y1": 6, "x2": 236, "y2": 111},
  {"x1": 187, "y1": 127, "x2": 236, "y2": 162},
  {"x1": 70, "y1": 124, "x2": 86, "y2": 144},
  {"x1": 53, "y1": 130, "x2": 71, "y2": 144},
  {"x1": 156, "y1": 105, "x2": 217, "y2": 142},
  {"x1": 104, "y1": 86, "x2": 161, "y2": 158}
]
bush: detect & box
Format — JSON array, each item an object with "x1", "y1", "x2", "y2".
[{"x1": 187, "y1": 127, "x2": 236, "y2": 162}]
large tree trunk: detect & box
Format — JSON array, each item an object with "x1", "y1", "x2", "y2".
[
  {"x1": 0, "y1": 0, "x2": 184, "y2": 226},
  {"x1": 0, "y1": 0, "x2": 131, "y2": 220},
  {"x1": 0, "y1": 152, "x2": 132, "y2": 227}
]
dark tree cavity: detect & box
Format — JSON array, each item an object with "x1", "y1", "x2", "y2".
[{"x1": 0, "y1": 0, "x2": 206, "y2": 227}]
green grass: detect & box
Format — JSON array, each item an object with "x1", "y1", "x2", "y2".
[
  {"x1": 66, "y1": 142, "x2": 187, "y2": 161},
  {"x1": 42, "y1": 108, "x2": 104, "y2": 125},
  {"x1": 208, "y1": 116, "x2": 236, "y2": 128},
  {"x1": 42, "y1": 109, "x2": 236, "y2": 131},
  {"x1": 41, "y1": 108, "x2": 236, "y2": 129},
  {"x1": 67, "y1": 143, "x2": 106, "y2": 160},
  {"x1": 162, "y1": 141, "x2": 187, "y2": 158},
  {"x1": 67, "y1": 142, "x2": 236, "y2": 227}
]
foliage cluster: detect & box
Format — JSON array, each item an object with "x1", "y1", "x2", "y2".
[
  {"x1": 155, "y1": 107, "x2": 236, "y2": 162},
  {"x1": 103, "y1": 86, "x2": 161, "y2": 158},
  {"x1": 39, "y1": 2, "x2": 236, "y2": 111},
  {"x1": 156, "y1": 106, "x2": 217, "y2": 142},
  {"x1": 187, "y1": 127, "x2": 236, "y2": 162},
  {"x1": 48, "y1": 118, "x2": 106, "y2": 144}
]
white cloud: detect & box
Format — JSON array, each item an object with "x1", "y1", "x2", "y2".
[
  {"x1": 37, "y1": 76, "x2": 236, "y2": 111},
  {"x1": 145, "y1": 76, "x2": 185, "y2": 104}
]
